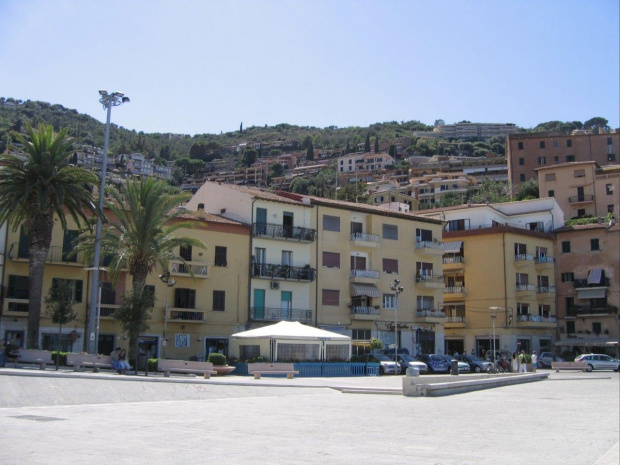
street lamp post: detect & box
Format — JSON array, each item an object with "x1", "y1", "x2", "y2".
[
  {"x1": 390, "y1": 279, "x2": 404, "y2": 366},
  {"x1": 159, "y1": 271, "x2": 176, "y2": 359},
  {"x1": 87, "y1": 90, "x2": 129, "y2": 354}
]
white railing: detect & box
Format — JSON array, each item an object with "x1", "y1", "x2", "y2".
[
  {"x1": 445, "y1": 316, "x2": 466, "y2": 324},
  {"x1": 350, "y1": 232, "x2": 380, "y2": 243},
  {"x1": 350, "y1": 269, "x2": 381, "y2": 279},
  {"x1": 518, "y1": 315, "x2": 557, "y2": 323},
  {"x1": 444, "y1": 286, "x2": 466, "y2": 294},
  {"x1": 416, "y1": 240, "x2": 444, "y2": 250}
]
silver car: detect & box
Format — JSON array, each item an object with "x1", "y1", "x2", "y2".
[
  {"x1": 396, "y1": 354, "x2": 429, "y2": 374},
  {"x1": 575, "y1": 354, "x2": 620, "y2": 372}
]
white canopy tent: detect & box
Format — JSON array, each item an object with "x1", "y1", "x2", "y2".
[{"x1": 230, "y1": 321, "x2": 351, "y2": 362}]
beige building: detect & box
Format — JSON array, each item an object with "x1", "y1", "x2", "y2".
[
  {"x1": 536, "y1": 161, "x2": 620, "y2": 220},
  {"x1": 420, "y1": 199, "x2": 564, "y2": 356}
]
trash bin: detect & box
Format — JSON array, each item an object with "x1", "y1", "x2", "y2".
[
  {"x1": 137, "y1": 353, "x2": 148, "y2": 372},
  {"x1": 451, "y1": 360, "x2": 459, "y2": 375}
]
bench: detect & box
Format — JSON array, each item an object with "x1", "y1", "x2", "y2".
[
  {"x1": 157, "y1": 359, "x2": 217, "y2": 379},
  {"x1": 11, "y1": 349, "x2": 53, "y2": 370},
  {"x1": 247, "y1": 362, "x2": 299, "y2": 379},
  {"x1": 66, "y1": 353, "x2": 113, "y2": 372},
  {"x1": 552, "y1": 361, "x2": 588, "y2": 372}
]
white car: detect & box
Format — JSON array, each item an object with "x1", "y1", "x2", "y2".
[{"x1": 574, "y1": 354, "x2": 620, "y2": 372}]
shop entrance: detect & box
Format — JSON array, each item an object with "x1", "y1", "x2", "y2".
[{"x1": 445, "y1": 339, "x2": 464, "y2": 356}]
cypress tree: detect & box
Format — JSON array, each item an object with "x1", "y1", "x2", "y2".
[{"x1": 364, "y1": 133, "x2": 371, "y2": 152}]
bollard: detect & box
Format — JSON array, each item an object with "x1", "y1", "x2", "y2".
[
  {"x1": 406, "y1": 367, "x2": 420, "y2": 377},
  {"x1": 451, "y1": 360, "x2": 459, "y2": 375}
]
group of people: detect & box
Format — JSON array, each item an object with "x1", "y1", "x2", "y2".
[
  {"x1": 110, "y1": 346, "x2": 131, "y2": 374},
  {"x1": 511, "y1": 350, "x2": 537, "y2": 373}
]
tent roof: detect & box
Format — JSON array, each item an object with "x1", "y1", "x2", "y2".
[{"x1": 231, "y1": 321, "x2": 351, "y2": 341}]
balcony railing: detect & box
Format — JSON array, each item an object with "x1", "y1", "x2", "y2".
[
  {"x1": 349, "y1": 232, "x2": 380, "y2": 244},
  {"x1": 535, "y1": 256, "x2": 555, "y2": 265},
  {"x1": 99, "y1": 306, "x2": 119, "y2": 318},
  {"x1": 567, "y1": 305, "x2": 618, "y2": 317},
  {"x1": 445, "y1": 316, "x2": 467, "y2": 324},
  {"x1": 515, "y1": 283, "x2": 535, "y2": 292},
  {"x1": 350, "y1": 269, "x2": 380, "y2": 279},
  {"x1": 574, "y1": 278, "x2": 610, "y2": 288},
  {"x1": 169, "y1": 310, "x2": 205, "y2": 322},
  {"x1": 8, "y1": 243, "x2": 85, "y2": 264},
  {"x1": 514, "y1": 254, "x2": 534, "y2": 262},
  {"x1": 416, "y1": 274, "x2": 444, "y2": 287},
  {"x1": 252, "y1": 263, "x2": 316, "y2": 282},
  {"x1": 416, "y1": 309, "x2": 446, "y2": 318},
  {"x1": 171, "y1": 261, "x2": 208, "y2": 277},
  {"x1": 252, "y1": 223, "x2": 316, "y2": 242},
  {"x1": 250, "y1": 306, "x2": 313, "y2": 322},
  {"x1": 517, "y1": 314, "x2": 557, "y2": 323},
  {"x1": 443, "y1": 256, "x2": 464, "y2": 265},
  {"x1": 568, "y1": 194, "x2": 594, "y2": 204},
  {"x1": 444, "y1": 286, "x2": 466, "y2": 294},
  {"x1": 415, "y1": 240, "x2": 444, "y2": 251},
  {"x1": 537, "y1": 285, "x2": 556, "y2": 293},
  {"x1": 350, "y1": 306, "x2": 380, "y2": 316},
  {"x1": 4, "y1": 299, "x2": 29, "y2": 313}
]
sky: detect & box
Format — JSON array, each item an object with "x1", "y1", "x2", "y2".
[{"x1": 1, "y1": 0, "x2": 619, "y2": 136}]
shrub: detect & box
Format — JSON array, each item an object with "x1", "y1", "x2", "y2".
[
  {"x1": 50, "y1": 351, "x2": 67, "y2": 366},
  {"x1": 208, "y1": 352, "x2": 227, "y2": 366},
  {"x1": 148, "y1": 358, "x2": 158, "y2": 372}
]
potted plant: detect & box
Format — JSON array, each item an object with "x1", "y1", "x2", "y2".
[{"x1": 208, "y1": 352, "x2": 235, "y2": 375}]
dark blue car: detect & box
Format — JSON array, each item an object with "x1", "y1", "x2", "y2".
[{"x1": 414, "y1": 354, "x2": 450, "y2": 373}]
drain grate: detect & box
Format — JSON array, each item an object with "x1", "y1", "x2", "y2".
[{"x1": 10, "y1": 415, "x2": 65, "y2": 422}]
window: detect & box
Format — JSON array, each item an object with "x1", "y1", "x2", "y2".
[
  {"x1": 516, "y1": 273, "x2": 529, "y2": 286},
  {"x1": 548, "y1": 190, "x2": 554, "y2": 197},
  {"x1": 214, "y1": 246, "x2": 227, "y2": 267},
  {"x1": 608, "y1": 205, "x2": 615, "y2": 214},
  {"x1": 323, "y1": 215, "x2": 340, "y2": 232},
  {"x1": 416, "y1": 261, "x2": 433, "y2": 277},
  {"x1": 281, "y1": 250, "x2": 293, "y2": 266},
  {"x1": 180, "y1": 245, "x2": 192, "y2": 261},
  {"x1": 382, "y1": 224, "x2": 398, "y2": 240},
  {"x1": 51, "y1": 278, "x2": 83, "y2": 303},
  {"x1": 577, "y1": 209, "x2": 586, "y2": 217},
  {"x1": 566, "y1": 155, "x2": 575, "y2": 162},
  {"x1": 322, "y1": 252, "x2": 340, "y2": 268},
  {"x1": 8, "y1": 275, "x2": 29, "y2": 299},
  {"x1": 552, "y1": 140, "x2": 558, "y2": 148},
  {"x1": 519, "y1": 174, "x2": 526, "y2": 182},
  {"x1": 62, "y1": 230, "x2": 79, "y2": 262},
  {"x1": 566, "y1": 139, "x2": 572, "y2": 148},
  {"x1": 554, "y1": 156, "x2": 559, "y2": 164},
  {"x1": 213, "y1": 291, "x2": 225, "y2": 311},
  {"x1": 416, "y1": 228, "x2": 433, "y2": 242},
  {"x1": 516, "y1": 302, "x2": 530, "y2": 316},
  {"x1": 41, "y1": 333, "x2": 74, "y2": 352},
  {"x1": 383, "y1": 294, "x2": 396, "y2": 309},
  {"x1": 322, "y1": 289, "x2": 339, "y2": 306},
  {"x1": 416, "y1": 295, "x2": 434, "y2": 310},
  {"x1": 544, "y1": 173, "x2": 555, "y2": 181},
  {"x1": 518, "y1": 157, "x2": 525, "y2": 165},
  {"x1": 352, "y1": 329, "x2": 371, "y2": 340},
  {"x1": 561, "y1": 241, "x2": 571, "y2": 253},
  {"x1": 566, "y1": 321, "x2": 575, "y2": 334},
  {"x1": 561, "y1": 272, "x2": 574, "y2": 282},
  {"x1": 447, "y1": 219, "x2": 468, "y2": 231},
  {"x1": 518, "y1": 142, "x2": 523, "y2": 150},
  {"x1": 383, "y1": 258, "x2": 399, "y2": 274},
  {"x1": 592, "y1": 322, "x2": 602, "y2": 335},
  {"x1": 539, "y1": 304, "x2": 551, "y2": 318},
  {"x1": 606, "y1": 184, "x2": 614, "y2": 195},
  {"x1": 574, "y1": 169, "x2": 585, "y2": 178},
  {"x1": 538, "y1": 157, "x2": 546, "y2": 165},
  {"x1": 514, "y1": 243, "x2": 527, "y2": 257},
  {"x1": 174, "y1": 288, "x2": 196, "y2": 309},
  {"x1": 100, "y1": 282, "x2": 116, "y2": 305},
  {"x1": 590, "y1": 239, "x2": 600, "y2": 251},
  {"x1": 539, "y1": 141, "x2": 545, "y2": 149}
]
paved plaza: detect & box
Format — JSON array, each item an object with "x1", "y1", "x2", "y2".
[{"x1": 0, "y1": 368, "x2": 618, "y2": 464}]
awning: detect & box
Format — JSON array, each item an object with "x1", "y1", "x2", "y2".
[
  {"x1": 555, "y1": 338, "x2": 615, "y2": 347},
  {"x1": 442, "y1": 241, "x2": 463, "y2": 253},
  {"x1": 577, "y1": 288, "x2": 606, "y2": 299},
  {"x1": 350, "y1": 283, "x2": 380, "y2": 297},
  {"x1": 587, "y1": 268, "x2": 603, "y2": 285}
]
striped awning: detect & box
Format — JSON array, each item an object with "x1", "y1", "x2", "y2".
[
  {"x1": 442, "y1": 241, "x2": 463, "y2": 253},
  {"x1": 350, "y1": 283, "x2": 380, "y2": 297}
]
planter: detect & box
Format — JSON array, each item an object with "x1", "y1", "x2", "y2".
[{"x1": 213, "y1": 365, "x2": 236, "y2": 376}]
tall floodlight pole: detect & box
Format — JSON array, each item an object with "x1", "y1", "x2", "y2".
[
  {"x1": 159, "y1": 271, "x2": 176, "y2": 359},
  {"x1": 489, "y1": 306, "x2": 501, "y2": 365},
  {"x1": 87, "y1": 90, "x2": 130, "y2": 353},
  {"x1": 390, "y1": 279, "x2": 404, "y2": 368}
]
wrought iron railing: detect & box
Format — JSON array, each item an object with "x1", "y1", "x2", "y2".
[
  {"x1": 252, "y1": 222, "x2": 316, "y2": 242},
  {"x1": 573, "y1": 278, "x2": 610, "y2": 288},
  {"x1": 171, "y1": 261, "x2": 208, "y2": 277},
  {"x1": 6, "y1": 300, "x2": 29, "y2": 313},
  {"x1": 350, "y1": 306, "x2": 380, "y2": 316},
  {"x1": 567, "y1": 305, "x2": 618, "y2": 316},
  {"x1": 169, "y1": 310, "x2": 205, "y2": 321},
  {"x1": 568, "y1": 194, "x2": 594, "y2": 203},
  {"x1": 349, "y1": 269, "x2": 380, "y2": 279},
  {"x1": 250, "y1": 306, "x2": 313, "y2": 322},
  {"x1": 350, "y1": 232, "x2": 380, "y2": 243},
  {"x1": 252, "y1": 263, "x2": 316, "y2": 281}
]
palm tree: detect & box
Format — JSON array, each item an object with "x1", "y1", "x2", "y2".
[
  {"x1": 85, "y1": 177, "x2": 205, "y2": 361},
  {"x1": 0, "y1": 124, "x2": 99, "y2": 348}
]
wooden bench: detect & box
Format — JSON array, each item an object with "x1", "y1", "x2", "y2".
[
  {"x1": 66, "y1": 353, "x2": 113, "y2": 372},
  {"x1": 157, "y1": 359, "x2": 217, "y2": 379},
  {"x1": 12, "y1": 349, "x2": 53, "y2": 370},
  {"x1": 552, "y1": 361, "x2": 588, "y2": 372},
  {"x1": 247, "y1": 362, "x2": 299, "y2": 379}
]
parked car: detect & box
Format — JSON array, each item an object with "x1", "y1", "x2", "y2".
[
  {"x1": 537, "y1": 352, "x2": 564, "y2": 369},
  {"x1": 574, "y1": 354, "x2": 620, "y2": 372},
  {"x1": 395, "y1": 354, "x2": 429, "y2": 374},
  {"x1": 414, "y1": 354, "x2": 450, "y2": 373},
  {"x1": 457, "y1": 354, "x2": 493, "y2": 373},
  {"x1": 358, "y1": 353, "x2": 400, "y2": 375},
  {"x1": 438, "y1": 355, "x2": 471, "y2": 373}
]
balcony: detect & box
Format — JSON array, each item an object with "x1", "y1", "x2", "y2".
[
  {"x1": 568, "y1": 194, "x2": 594, "y2": 204},
  {"x1": 252, "y1": 263, "x2": 316, "y2": 282},
  {"x1": 515, "y1": 283, "x2": 535, "y2": 295},
  {"x1": 416, "y1": 308, "x2": 446, "y2": 323},
  {"x1": 574, "y1": 278, "x2": 610, "y2": 289},
  {"x1": 567, "y1": 305, "x2": 618, "y2": 318},
  {"x1": 514, "y1": 254, "x2": 534, "y2": 265},
  {"x1": 517, "y1": 314, "x2": 557, "y2": 327},
  {"x1": 349, "y1": 232, "x2": 380, "y2": 248},
  {"x1": 252, "y1": 223, "x2": 316, "y2": 243},
  {"x1": 415, "y1": 274, "x2": 445, "y2": 289},
  {"x1": 99, "y1": 305, "x2": 121, "y2": 319},
  {"x1": 537, "y1": 285, "x2": 556, "y2": 295},
  {"x1": 170, "y1": 261, "x2": 208, "y2": 278},
  {"x1": 535, "y1": 256, "x2": 555, "y2": 267},
  {"x1": 443, "y1": 256, "x2": 465, "y2": 272},
  {"x1": 445, "y1": 316, "x2": 467, "y2": 327},
  {"x1": 169, "y1": 309, "x2": 206, "y2": 323},
  {"x1": 350, "y1": 306, "x2": 381, "y2": 320},
  {"x1": 3, "y1": 298, "x2": 29, "y2": 315},
  {"x1": 415, "y1": 240, "x2": 444, "y2": 255},
  {"x1": 250, "y1": 307, "x2": 313, "y2": 323},
  {"x1": 349, "y1": 269, "x2": 380, "y2": 282},
  {"x1": 8, "y1": 243, "x2": 85, "y2": 265},
  {"x1": 443, "y1": 286, "x2": 466, "y2": 299}
]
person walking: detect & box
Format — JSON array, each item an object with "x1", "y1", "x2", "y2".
[
  {"x1": 519, "y1": 350, "x2": 527, "y2": 373},
  {"x1": 531, "y1": 351, "x2": 538, "y2": 373},
  {"x1": 511, "y1": 352, "x2": 518, "y2": 373}
]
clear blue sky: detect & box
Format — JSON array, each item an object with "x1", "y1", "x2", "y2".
[{"x1": 1, "y1": 0, "x2": 618, "y2": 135}]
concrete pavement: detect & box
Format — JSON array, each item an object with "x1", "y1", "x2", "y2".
[{"x1": 0, "y1": 367, "x2": 618, "y2": 464}]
